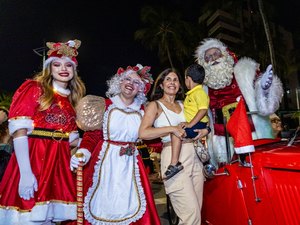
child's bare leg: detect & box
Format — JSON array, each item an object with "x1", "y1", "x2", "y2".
[
  {"x1": 164, "y1": 134, "x2": 184, "y2": 180},
  {"x1": 170, "y1": 134, "x2": 181, "y2": 165}
]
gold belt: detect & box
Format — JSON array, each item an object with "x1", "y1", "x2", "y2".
[{"x1": 30, "y1": 128, "x2": 69, "y2": 141}]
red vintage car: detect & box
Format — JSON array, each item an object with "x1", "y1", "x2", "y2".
[
  {"x1": 167, "y1": 127, "x2": 300, "y2": 225},
  {"x1": 202, "y1": 133, "x2": 300, "y2": 225}
]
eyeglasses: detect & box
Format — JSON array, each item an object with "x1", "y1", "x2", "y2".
[
  {"x1": 204, "y1": 49, "x2": 222, "y2": 62},
  {"x1": 122, "y1": 77, "x2": 143, "y2": 87}
]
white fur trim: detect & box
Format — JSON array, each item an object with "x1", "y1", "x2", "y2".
[
  {"x1": 8, "y1": 118, "x2": 34, "y2": 135},
  {"x1": 234, "y1": 144, "x2": 255, "y2": 154},
  {"x1": 233, "y1": 58, "x2": 279, "y2": 138},
  {"x1": 52, "y1": 81, "x2": 71, "y2": 96},
  {"x1": 234, "y1": 57, "x2": 258, "y2": 112},
  {"x1": 234, "y1": 58, "x2": 283, "y2": 116},
  {"x1": 0, "y1": 202, "x2": 76, "y2": 225},
  {"x1": 43, "y1": 56, "x2": 76, "y2": 69},
  {"x1": 195, "y1": 38, "x2": 228, "y2": 64}
]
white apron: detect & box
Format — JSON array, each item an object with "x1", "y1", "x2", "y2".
[{"x1": 84, "y1": 96, "x2": 146, "y2": 225}]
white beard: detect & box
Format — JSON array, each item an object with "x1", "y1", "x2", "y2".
[{"x1": 203, "y1": 55, "x2": 235, "y2": 90}]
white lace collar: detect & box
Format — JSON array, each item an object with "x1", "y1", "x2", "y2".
[
  {"x1": 111, "y1": 95, "x2": 141, "y2": 111},
  {"x1": 52, "y1": 81, "x2": 71, "y2": 96}
]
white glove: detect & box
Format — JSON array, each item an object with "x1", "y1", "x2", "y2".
[
  {"x1": 261, "y1": 64, "x2": 273, "y2": 90},
  {"x1": 14, "y1": 136, "x2": 38, "y2": 200},
  {"x1": 70, "y1": 148, "x2": 91, "y2": 171}
]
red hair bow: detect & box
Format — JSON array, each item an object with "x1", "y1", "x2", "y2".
[
  {"x1": 117, "y1": 66, "x2": 140, "y2": 76},
  {"x1": 117, "y1": 67, "x2": 125, "y2": 75},
  {"x1": 115, "y1": 64, "x2": 154, "y2": 94}
]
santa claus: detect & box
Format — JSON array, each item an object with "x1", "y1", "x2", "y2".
[{"x1": 195, "y1": 38, "x2": 283, "y2": 165}]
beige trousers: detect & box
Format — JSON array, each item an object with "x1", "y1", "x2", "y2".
[{"x1": 161, "y1": 142, "x2": 204, "y2": 225}]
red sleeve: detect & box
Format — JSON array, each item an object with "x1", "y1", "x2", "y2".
[
  {"x1": 80, "y1": 129, "x2": 103, "y2": 153},
  {"x1": 9, "y1": 80, "x2": 42, "y2": 119}
]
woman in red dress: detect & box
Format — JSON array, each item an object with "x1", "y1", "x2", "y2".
[{"x1": 0, "y1": 39, "x2": 86, "y2": 225}]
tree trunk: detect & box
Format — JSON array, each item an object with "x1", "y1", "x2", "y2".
[
  {"x1": 258, "y1": 0, "x2": 276, "y2": 73},
  {"x1": 166, "y1": 44, "x2": 174, "y2": 69}
]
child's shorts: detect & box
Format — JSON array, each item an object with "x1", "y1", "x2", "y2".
[{"x1": 185, "y1": 122, "x2": 207, "y2": 138}]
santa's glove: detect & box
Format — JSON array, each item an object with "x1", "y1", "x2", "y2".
[
  {"x1": 70, "y1": 148, "x2": 91, "y2": 171},
  {"x1": 260, "y1": 64, "x2": 273, "y2": 91},
  {"x1": 14, "y1": 136, "x2": 38, "y2": 200}
]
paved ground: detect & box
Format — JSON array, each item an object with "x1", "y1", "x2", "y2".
[{"x1": 57, "y1": 173, "x2": 170, "y2": 225}]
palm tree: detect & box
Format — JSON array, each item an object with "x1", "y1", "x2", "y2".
[
  {"x1": 134, "y1": 5, "x2": 199, "y2": 69},
  {"x1": 257, "y1": 0, "x2": 276, "y2": 73},
  {"x1": 0, "y1": 91, "x2": 12, "y2": 112}
]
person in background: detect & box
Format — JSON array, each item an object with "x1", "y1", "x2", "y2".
[
  {"x1": 0, "y1": 110, "x2": 7, "y2": 125},
  {"x1": 139, "y1": 68, "x2": 209, "y2": 225},
  {"x1": 136, "y1": 141, "x2": 155, "y2": 175},
  {"x1": 69, "y1": 64, "x2": 161, "y2": 225},
  {"x1": 270, "y1": 113, "x2": 283, "y2": 138},
  {"x1": 0, "y1": 107, "x2": 12, "y2": 182},
  {"x1": 0, "y1": 39, "x2": 86, "y2": 225}
]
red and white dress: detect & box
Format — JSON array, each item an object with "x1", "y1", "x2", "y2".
[
  {"x1": 74, "y1": 95, "x2": 160, "y2": 225},
  {"x1": 0, "y1": 80, "x2": 78, "y2": 225}
]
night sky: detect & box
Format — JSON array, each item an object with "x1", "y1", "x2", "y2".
[{"x1": 0, "y1": 0, "x2": 299, "y2": 97}]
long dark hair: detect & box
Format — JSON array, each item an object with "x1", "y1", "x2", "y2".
[{"x1": 150, "y1": 68, "x2": 184, "y2": 101}]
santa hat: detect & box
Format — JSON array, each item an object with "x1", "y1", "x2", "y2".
[
  {"x1": 43, "y1": 39, "x2": 81, "y2": 68},
  {"x1": 195, "y1": 38, "x2": 238, "y2": 64},
  {"x1": 226, "y1": 97, "x2": 255, "y2": 154},
  {"x1": 195, "y1": 38, "x2": 227, "y2": 63}
]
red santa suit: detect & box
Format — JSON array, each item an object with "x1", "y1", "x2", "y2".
[
  {"x1": 0, "y1": 80, "x2": 78, "y2": 224},
  {"x1": 195, "y1": 38, "x2": 283, "y2": 164}
]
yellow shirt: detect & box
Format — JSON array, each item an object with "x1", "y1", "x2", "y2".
[{"x1": 183, "y1": 85, "x2": 209, "y2": 123}]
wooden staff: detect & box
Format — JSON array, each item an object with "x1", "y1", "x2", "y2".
[{"x1": 75, "y1": 152, "x2": 84, "y2": 225}]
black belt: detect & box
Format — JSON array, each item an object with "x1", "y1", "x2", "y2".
[{"x1": 29, "y1": 128, "x2": 69, "y2": 141}]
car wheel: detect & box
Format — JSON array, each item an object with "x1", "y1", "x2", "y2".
[{"x1": 166, "y1": 194, "x2": 179, "y2": 225}]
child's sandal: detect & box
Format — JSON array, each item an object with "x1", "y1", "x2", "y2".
[{"x1": 164, "y1": 162, "x2": 184, "y2": 180}]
